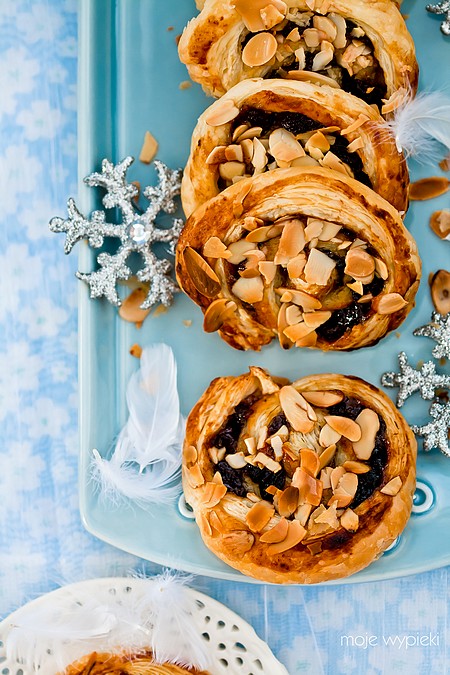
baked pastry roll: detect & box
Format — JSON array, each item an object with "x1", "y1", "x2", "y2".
[
  {"x1": 176, "y1": 167, "x2": 420, "y2": 352},
  {"x1": 63, "y1": 652, "x2": 209, "y2": 674},
  {"x1": 181, "y1": 77, "x2": 408, "y2": 217},
  {"x1": 183, "y1": 367, "x2": 416, "y2": 584},
  {"x1": 178, "y1": 0, "x2": 418, "y2": 104}
]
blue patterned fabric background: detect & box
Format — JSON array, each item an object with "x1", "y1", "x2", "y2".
[{"x1": 0, "y1": 2, "x2": 449, "y2": 673}]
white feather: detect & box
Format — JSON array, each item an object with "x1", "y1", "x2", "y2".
[
  {"x1": 91, "y1": 449, "x2": 182, "y2": 509},
  {"x1": 382, "y1": 90, "x2": 450, "y2": 162},
  {"x1": 115, "y1": 343, "x2": 184, "y2": 469},
  {"x1": 5, "y1": 573, "x2": 211, "y2": 672}
]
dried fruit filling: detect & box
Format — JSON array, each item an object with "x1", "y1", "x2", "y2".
[
  {"x1": 210, "y1": 392, "x2": 388, "y2": 514},
  {"x1": 214, "y1": 106, "x2": 370, "y2": 190},
  {"x1": 239, "y1": 7, "x2": 387, "y2": 107}
]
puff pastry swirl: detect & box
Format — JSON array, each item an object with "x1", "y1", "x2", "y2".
[
  {"x1": 63, "y1": 652, "x2": 209, "y2": 675},
  {"x1": 176, "y1": 167, "x2": 421, "y2": 352},
  {"x1": 178, "y1": 0, "x2": 418, "y2": 103},
  {"x1": 183, "y1": 367, "x2": 416, "y2": 584},
  {"x1": 182, "y1": 77, "x2": 409, "y2": 218}
]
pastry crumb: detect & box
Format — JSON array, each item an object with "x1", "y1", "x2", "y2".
[
  {"x1": 439, "y1": 154, "x2": 450, "y2": 172},
  {"x1": 167, "y1": 25, "x2": 174, "y2": 31},
  {"x1": 175, "y1": 33, "x2": 182, "y2": 46},
  {"x1": 395, "y1": 331, "x2": 401, "y2": 339},
  {"x1": 183, "y1": 319, "x2": 193, "y2": 327},
  {"x1": 440, "y1": 358, "x2": 447, "y2": 367},
  {"x1": 139, "y1": 130, "x2": 159, "y2": 164},
  {"x1": 152, "y1": 304, "x2": 168, "y2": 318},
  {"x1": 179, "y1": 80, "x2": 192, "y2": 90},
  {"x1": 129, "y1": 343, "x2": 142, "y2": 358}
]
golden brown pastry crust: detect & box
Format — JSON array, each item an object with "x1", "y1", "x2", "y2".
[
  {"x1": 62, "y1": 651, "x2": 209, "y2": 675},
  {"x1": 178, "y1": 0, "x2": 418, "y2": 99},
  {"x1": 176, "y1": 167, "x2": 421, "y2": 352},
  {"x1": 181, "y1": 78, "x2": 409, "y2": 218},
  {"x1": 183, "y1": 368, "x2": 417, "y2": 584}
]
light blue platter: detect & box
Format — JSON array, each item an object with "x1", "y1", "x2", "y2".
[{"x1": 78, "y1": 0, "x2": 450, "y2": 584}]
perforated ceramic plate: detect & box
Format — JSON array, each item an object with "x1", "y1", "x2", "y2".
[
  {"x1": 78, "y1": 0, "x2": 450, "y2": 584},
  {"x1": 0, "y1": 577, "x2": 288, "y2": 674}
]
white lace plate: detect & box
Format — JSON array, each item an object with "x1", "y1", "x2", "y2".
[{"x1": 0, "y1": 577, "x2": 288, "y2": 675}]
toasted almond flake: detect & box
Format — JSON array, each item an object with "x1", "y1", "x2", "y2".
[
  {"x1": 303, "y1": 310, "x2": 332, "y2": 329},
  {"x1": 304, "y1": 248, "x2": 336, "y2": 286},
  {"x1": 238, "y1": 139, "x2": 254, "y2": 165},
  {"x1": 277, "y1": 303, "x2": 294, "y2": 350},
  {"x1": 321, "y1": 150, "x2": 352, "y2": 176},
  {"x1": 242, "y1": 31, "x2": 278, "y2": 67},
  {"x1": 267, "y1": 520, "x2": 306, "y2": 554},
  {"x1": 347, "y1": 136, "x2": 364, "y2": 153},
  {"x1": 303, "y1": 27, "x2": 320, "y2": 48},
  {"x1": 206, "y1": 146, "x2": 228, "y2": 164},
  {"x1": 286, "y1": 26, "x2": 300, "y2": 41},
  {"x1": 239, "y1": 126, "x2": 263, "y2": 142},
  {"x1": 246, "y1": 223, "x2": 280, "y2": 243},
  {"x1": 129, "y1": 343, "x2": 142, "y2": 359},
  {"x1": 246, "y1": 500, "x2": 275, "y2": 532},
  {"x1": 234, "y1": 0, "x2": 287, "y2": 31},
  {"x1": 232, "y1": 275, "x2": 264, "y2": 303},
  {"x1": 318, "y1": 443, "x2": 336, "y2": 470},
  {"x1": 300, "y1": 448, "x2": 320, "y2": 477},
  {"x1": 347, "y1": 280, "x2": 364, "y2": 295},
  {"x1": 330, "y1": 466, "x2": 346, "y2": 492},
  {"x1": 278, "y1": 287, "x2": 322, "y2": 310},
  {"x1": 345, "y1": 248, "x2": 375, "y2": 279},
  {"x1": 381, "y1": 87, "x2": 408, "y2": 115},
  {"x1": 295, "y1": 331, "x2": 318, "y2": 348},
  {"x1": 313, "y1": 15, "x2": 337, "y2": 40},
  {"x1": 201, "y1": 481, "x2": 228, "y2": 508},
  {"x1": 286, "y1": 304, "x2": 303, "y2": 325},
  {"x1": 203, "y1": 236, "x2": 232, "y2": 259},
  {"x1": 303, "y1": 390, "x2": 344, "y2": 407},
  {"x1": 373, "y1": 292, "x2": 408, "y2": 315},
  {"x1": 284, "y1": 69, "x2": 341, "y2": 88},
  {"x1": 257, "y1": 425, "x2": 268, "y2": 449},
  {"x1": 219, "y1": 161, "x2": 246, "y2": 181},
  {"x1": 205, "y1": 99, "x2": 240, "y2": 126},
  {"x1": 314, "y1": 502, "x2": 339, "y2": 528},
  {"x1": 225, "y1": 452, "x2": 248, "y2": 469},
  {"x1": 430, "y1": 269, "x2": 450, "y2": 315},
  {"x1": 119, "y1": 287, "x2": 151, "y2": 324},
  {"x1": 244, "y1": 437, "x2": 257, "y2": 455},
  {"x1": 306, "y1": 131, "x2": 331, "y2": 155},
  {"x1": 232, "y1": 123, "x2": 250, "y2": 142},
  {"x1": 139, "y1": 131, "x2": 159, "y2": 164},
  {"x1": 257, "y1": 260, "x2": 277, "y2": 284},
  {"x1": 338, "y1": 472, "x2": 358, "y2": 496},
  {"x1": 223, "y1": 529, "x2": 255, "y2": 553},
  {"x1": 277, "y1": 486, "x2": 300, "y2": 517},
  {"x1": 329, "y1": 489, "x2": 354, "y2": 509},
  {"x1": 186, "y1": 463, "x2": 205, "y2": 489},
  {"x1": 279, "y1": 385, "x2": 316, "y2": 433},
  {"x1": 381, "y1": 476, "x2": 402, "y2": 496},
  {"x1": 295, "y1": 46, "x2": 306, "y2": 71},
  {"x1": 325, "y1": 415, "x2": 361, "y2": 442},
  {"x1": 271, "y1": 435, "x2": 284, "y2": 460},
  {"x1": 304, "y1": 218, "x2": 323, "y2": 242},
  {"x1": 328, "y1": 12, "x2": 347, "y2": 49},
  {"x1": 358, "y1": 293, "x2": 373, "y2": 304},
  {"x1": 342, "y1": 460, "x2": 371, "y2": 474},
  {"x1": 227, "y1": 239, "x2": 256, "y2": 264},
  {"x1": 183, "y1": 247, "x2": 221, "y2": 298},
  {"x1": 184, "y1": 444, "x2": 198, "y2": 467},
  {"x1": 409, "y1": 176, "x2": 450, "y2": 201},
  {"x1": 265, "y1": 485, "x2": 279, "y2": 497},
  {"x1": 225, "y1": 144, "x2": 244, "y2": 162},
  {"x1": 253, "y1": 452, "x2": 282, "y2": 473},
  {"x1": 291, "y1": 155, "x2": 321, "y2": 168},
  {"x1": 340, "y1": 508, "x2": 359, "y2": 531},
  {"x1": 312, "y1": 41, "x2": 334, "y2": 71},
  {"x1": 340, "y1": 114, "x2": 370, "y2": 136},
  {"x1": 243, "y1": 216, "x2": 261, "y2": 231},
  {"x1": 295, "y1": 502, "x2": 313, "y2": 526},
  {"x1": 274, "y1": 219, "x2": 306, "y2": 264},
  {"x1": 287, "y1": 253, "x2": 307, "y2": 279},
  {"x1": 430, "y1": 210, "x2": 450, "y2": 242},
  {"x1": 293, "y1": 467, "x2": 323, "y2": 506},
  {"x1": 318, "y1": 221, "x2": 341, "y2": 241},
  {"x1": 269, "y1": 127, "x2": 306, "y2": 165},
  {"x1": 252, "y1": 137, "x2": 268, "y2": 171},
  {"x1": 260, "y1": 3, "x2": 285, "y2": 29},
  {"x1": 259, "y1": 517, "x2": 289, "y2": 543},
  {"x1": 284, "y1": 321, "x2": 317, "y2": 343},
  {"x1": 319, "y1": 423, "x2": 341, "y2": 448},
  {"x1": 307, "y1": 541, "x2": 323, "y2": 555},
  {"x1": 352, "y1": 408, "x2": 380, "y2": 460}
]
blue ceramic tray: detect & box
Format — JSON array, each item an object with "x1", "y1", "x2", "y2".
[{"x1": 78, "y1": 0, "x2": 450, "y2": 584}]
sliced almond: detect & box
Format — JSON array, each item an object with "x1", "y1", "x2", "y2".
[
  {"x1": 312, "y1": 41, "x2": 334, "y2": 71},
  {"x1": 274, "y1": 219, "x2": 306, "y2": 264},
  {"x1": 139, "y1": 130, "x2": 159, "y2": 164},
  {"x1": 244, "y1": 437, "x2": 257, "y2": 455},
  {"x1": 352, "y1": 408, "x2": 380, "y2": 460},
  {"x1": 252, "y1": 136, "x2": 268, "y2": 171},
  {"x1": 340, "y1": 113, "x2": 370, "y2": 136},
  {"x1": 321, "y1": 150, "x2": 352, "y2": 176},
  {"x1": 319, "y1": 221, "x2": 341, "y2": 241},
  {"x1": 347, "y1": 137, "x2": 364, "y2": 153},
  {"x1": 183, "y1": 247, "x2": 221, "y2": 298},
  {"x1": 203, "y1": 236, "x2": 232, "y2": 259},
  {"x1": 295, "y1": 331, "x2": 318, "y2": 348},
  {"x1": 340, "y1": 508, "x2": 359, "y2": 531},
  {"x1": 342, "y1": 460, "x2": 370, "y2": 474},
  {"x1": 239, "y1": 126, "x2": 263, "y2": 141},
  {"x1": 259, "y1": 517, "x2": 289, "y2": 543},
  {"x1": 303, "y1": 310, "x2": 332, "y2": 329},
  {"x1": 119, "y1": 286, "x2": 151, "y2": 324},
  {"x1": 292, "y1": 467, "x2": 323, "y2": 506},
  {"x1": 234, "y1": 0, "x2": 287, "y2": 32},
  {"x1": 345, "y1": 248, "x2": 375, "y2": 279},
  {"x1": 372, "y1": 293, "x2": 408, "y2": 315},
  {"x1": 303, "y1": 390, "x2": 344, "y2": 407},
  {"x1": 259, "y1": 260, "x2": 277, "y2": 284},
  {"x1": 185, "y1": 463, "x2": 204, "y2": 489},
  {"x1": 201, "y1": 481, "x2": 227, "y2": 507},
  {"x1": 205, "y1": 99, "x2": 240, "y2": 127},
  {"x1": 277, "y1": 302, "x2": 294, "y2": 350},
  {"x1": 225, "y1": 144, "x2": 244, "y2": 162},
  {"x1": 253, "y1": 452, "x2": 282, "y2": 473},
  {"x1": 328, "y1": 13, "x2": 347, "y2": 49},
  {"x1": 409, "y1": 177, "x2": 450, "y2": 201},
  {"x1": 319, "y1": 423, "x2": 341, "y2": 448},
  {"x1": 284, "y1": 69, "x2": 340, "y2": 89},
  {"x1": 430, "y1": 269, "x2": 450, "y2": 315},
  {"x1": 303, "y1": 27, "x2": 320, "y2": 48},
  {"x1": 226, "y1": 452, "x2": 247, "y2": 469},
  {"x1": 242, "y1": 31, "x2": 278, "y2": 67},
  {"x1": 246, "y1": 500, "x2": 275, "y2": 532},
  {"x1": 232, "y1": 275, "x2": 264, "y2": 303},
  {"x1": 330, "y1": 466, "x2": 346, "y2": 491},
  {"x1": 279, "y1": 385, "x2": 316, "y2": 433},
  {"x1": 287, "y1": 253, "x2": 307, "y2": 279},
  {"x1": 286, "y1": 304, "x2": 303, "y2": 325},
  {"x1": 286, "y1": 27, "x2": 300, "y2": 41},
  {"x1": 380, "y1": 476, "x2": 402, "y2": 496},
  {"x1": 240, "y1": 137, "x2": 255, "y2": 164},
  {"x1": 307, "y1": 541, "x2": 323, "y2": 555},
  {"x1": 269, "y1": 128, "x2": 305, "y2": 164},
  {"x1": 278, "y1": 287, "x2": 322, "y2": 310},
  {"x1": 300, "y1": 448, "x2": 320, "y2": 477},
  {"x1": 267, "y1": 520, "x2": 306, "y2": 554},
  {"x1": 246, "y1": 224, "x2": 281, "y2": 243},
  {"x1": 347, "y1": 280, "x2": 364, "y2": 295},
  {"x1": 227, "y1": 239, "x2": 257, "y2": 264},
  {"x1": 430, "y1": 209, "x2": 450, "y2": 240},
  {"x1": 260, "y1": 3, "x2": 285, "y2": 29},
  {"x1": 184, "y1": 444, "x2": 198, "y2": 467},
  {"x1": 314, "y1": 502, "x2": 339, "y2": 529},
  {"x1": 222, "y1": 530, "x2": 255, "y2": 553},
  {"x1": 206, "y1": 146, "x2": 227, "y2": 164},
  {"x1": 278, "y1": 486, "x2": 300, "y2": 517},
  {"x1": 313, "y1": 15, "x2": 337, "y2": 40},
  {"x1": 325, "y1": 415, "x2": 362, "y2": 442},
  {"x1": 381, "y1": 87, "x2": 408, "y2": 115},
  {"x1": 284, "y1": 321, "x2": 316, "y2": 343},
  {"x1": 318, "y1": 443, "x2": 336, "y2": 470},
  {"x1": 219, "y1": 161, "x2": 246, "y2": 181}
]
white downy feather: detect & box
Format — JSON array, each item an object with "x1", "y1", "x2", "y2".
[
  {"x1": 382, "y1": 90, "x2": 450, "y2": 161},
  {"x1": 5, "y1": 573, "x2": 211, "y2": 672},
  {"x1": 90, "y1": 343, "x2": 184, "y2": 507}
]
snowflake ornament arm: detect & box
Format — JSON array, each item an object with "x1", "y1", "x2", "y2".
[
  {"x1": 50, "y1": 157, "x2": 184, "y2": 310},
  {"x1": 413, "y1": 312, "x2": 450, "y2": 360},
  {"x1": 426, "y1": 1, "x2": 450, "y2": 35},
  {"x1": 412, "y1": 402, "x2": 450, "y2": 457},
  {"x1": 381, "y1": 351, "x2": 450, "y2": 407}
]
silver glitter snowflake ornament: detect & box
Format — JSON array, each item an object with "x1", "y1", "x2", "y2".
[
  {"x1": 413, "y1": 312, "x2": 450, "y2": 360},
  {"x1": 427, "y1": 1, "x2": 450, "y2": 35},
  {"x1": 381, "y1": 351, "x2": 450, "y2": 407},
  {"x1": 412, "y1": 402, "x2": 450, "y2": 457},
  {"x1": 50, "y1": 157, "x2": 183, "y2": 308}
]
